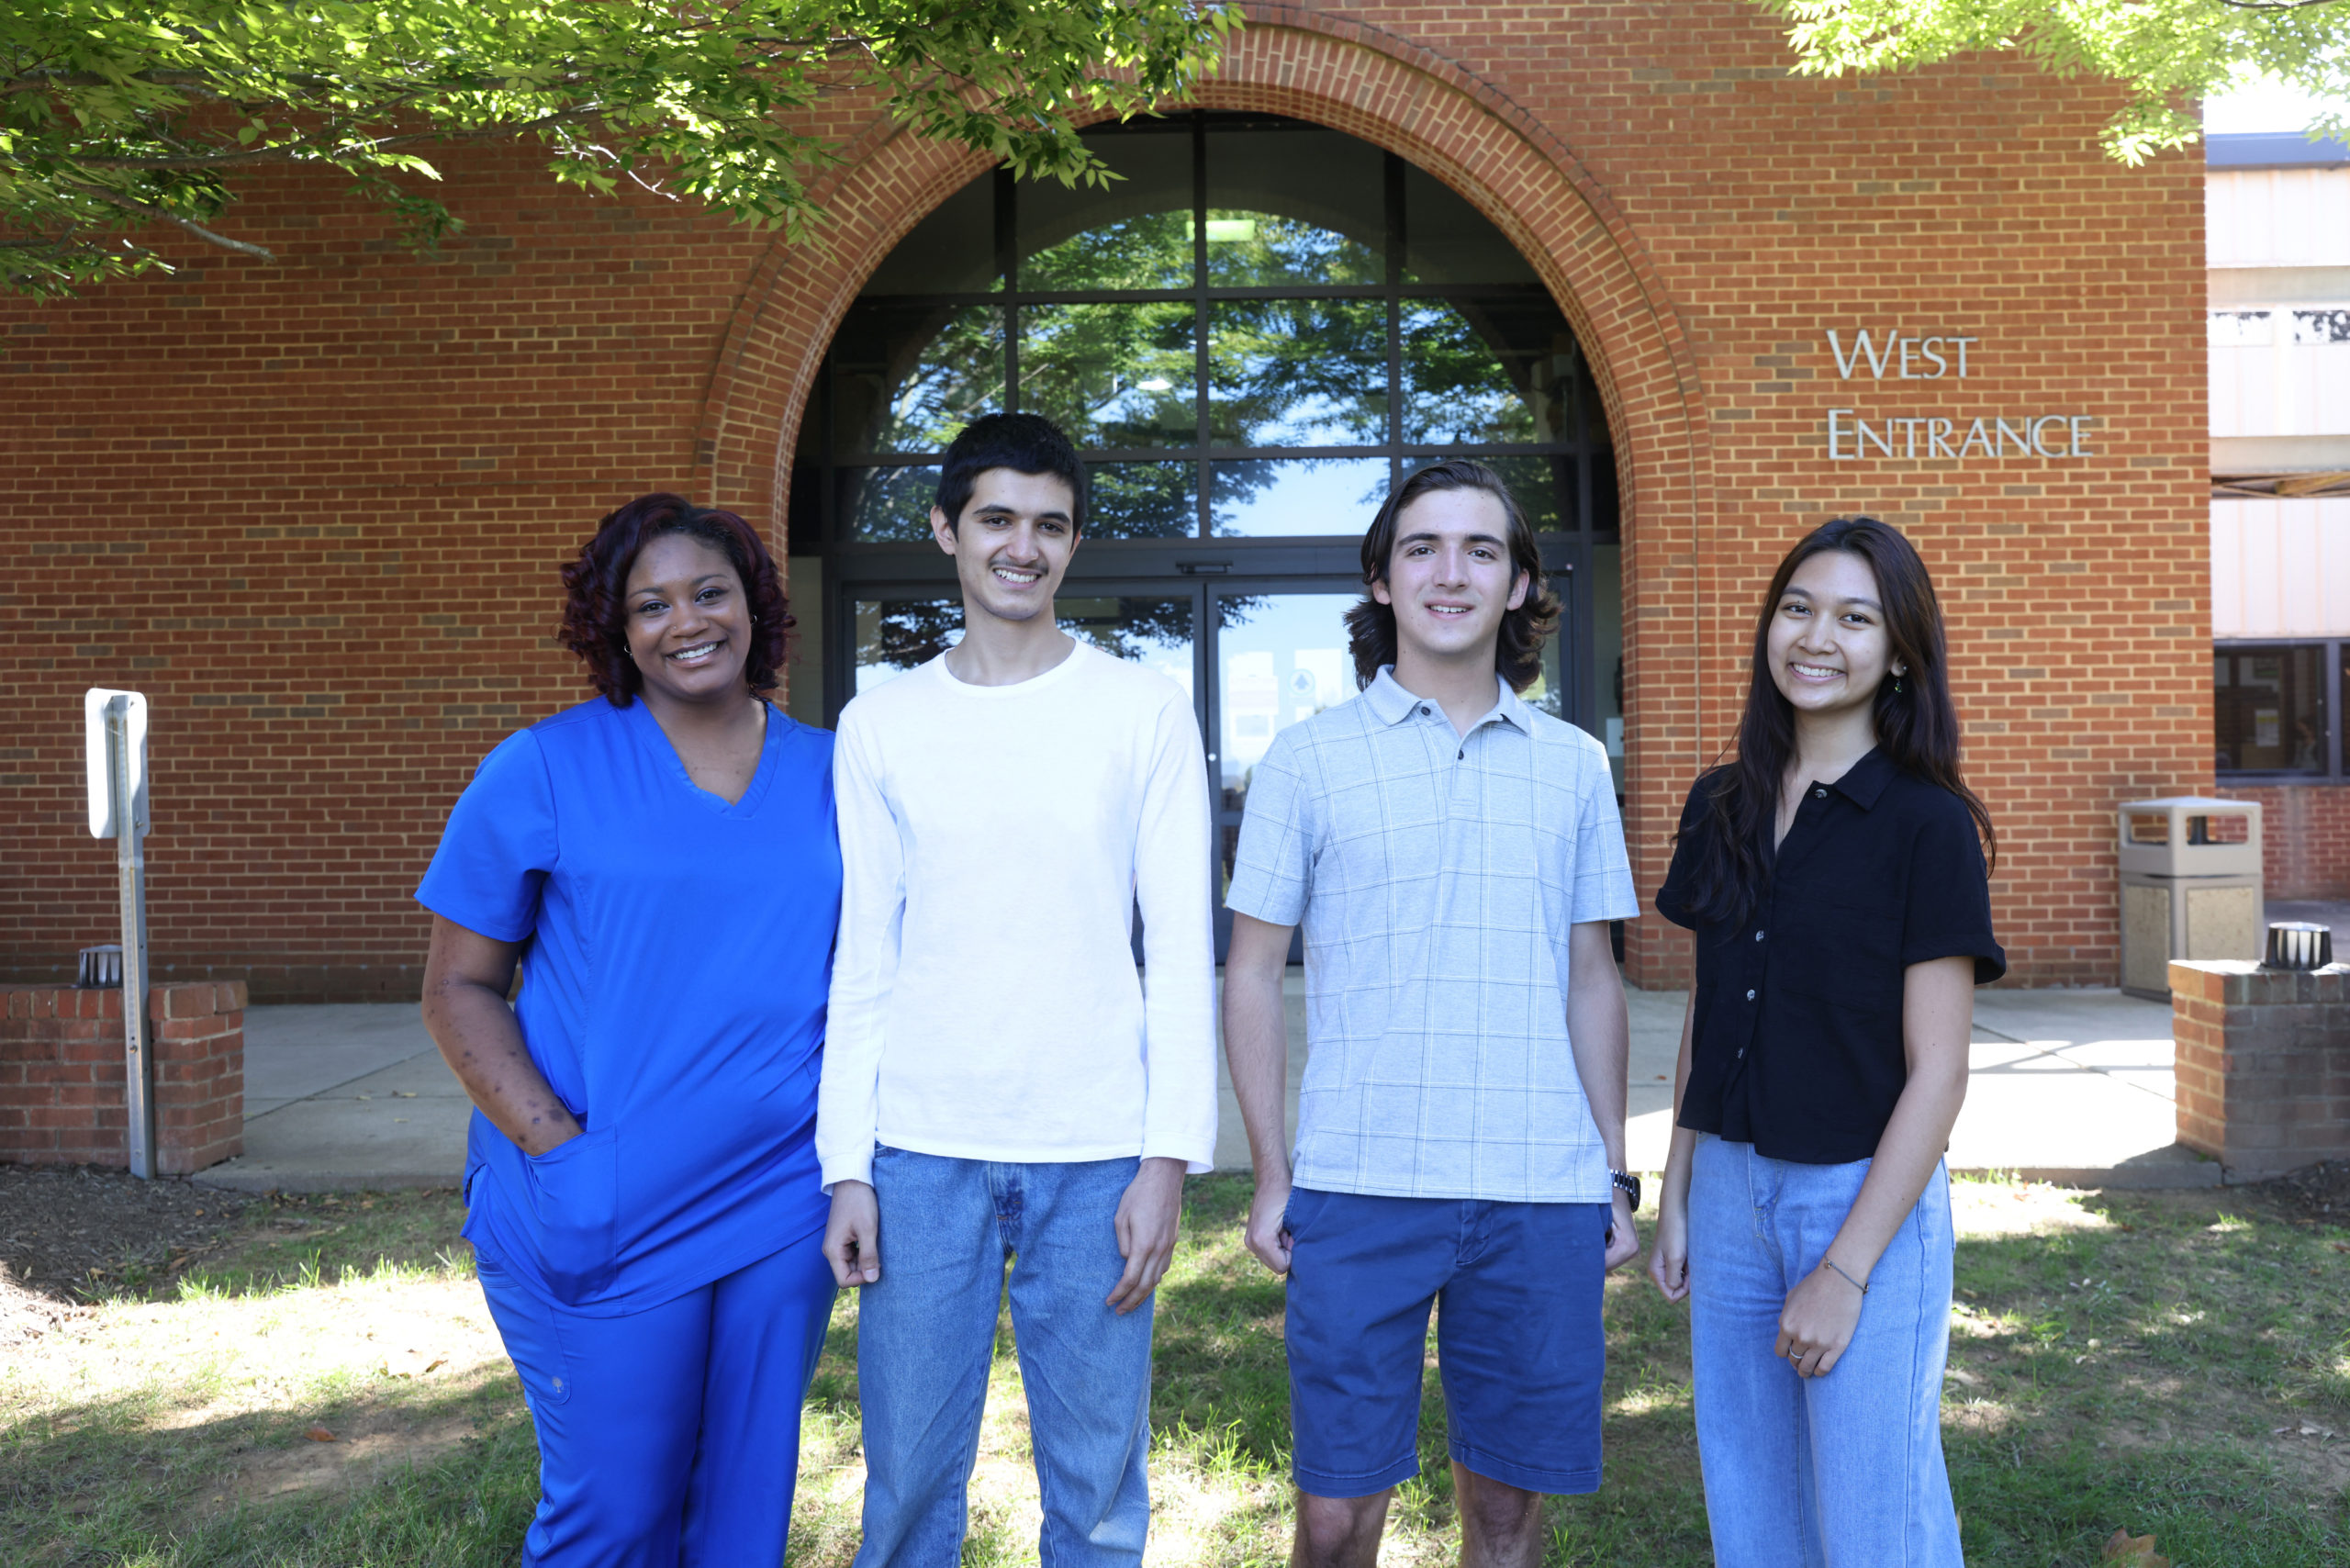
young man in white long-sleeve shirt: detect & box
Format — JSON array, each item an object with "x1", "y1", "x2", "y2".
[{"x1": 817, "y1": 412, "x2": 1216, "y2": 1568}]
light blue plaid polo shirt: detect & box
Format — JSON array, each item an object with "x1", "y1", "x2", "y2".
[{"x1": 1225, "y1": 666, "x2": 1639, "y2": 1204}]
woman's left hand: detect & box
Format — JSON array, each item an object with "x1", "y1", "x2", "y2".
[{"x1": 1774, "y1": 1264, "x2": 1865, "y2": 1377}]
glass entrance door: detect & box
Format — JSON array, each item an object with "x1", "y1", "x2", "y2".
[{"x1": 1205, "y1": 585, "x2": 1359, "y2": 951}]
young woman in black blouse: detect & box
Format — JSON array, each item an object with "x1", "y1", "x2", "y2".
[{"x1": 1648, "y1": 517, "x2": 2002, "y2": 1566}]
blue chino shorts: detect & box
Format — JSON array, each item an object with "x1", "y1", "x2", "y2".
[{"x1": 1281, "y1": 1187, "x2": 1609, "y2": 1498}]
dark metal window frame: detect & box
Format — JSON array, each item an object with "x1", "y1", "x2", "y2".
[
  {"x1": 798, "y1": 112, "x2": 1617, "y2": 553},
  {"x1": 796, "y1": 111, "x2": 1619, "y2": 734},
  {"x1": 2213, "y1": 637, "x2": 2347, "y2": 784}
]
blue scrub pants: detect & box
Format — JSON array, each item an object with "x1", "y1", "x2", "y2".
[{"x1": 476, "y1": 1229, "x2": 836, "y2": 1568}]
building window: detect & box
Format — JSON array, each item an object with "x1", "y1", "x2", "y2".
[
  {"x1": 791, "y1": 112, "x2": 1616, "y2": 551},
  {"x1": 2214, "y1": 641, "x2": 2345, "y2": 779}
]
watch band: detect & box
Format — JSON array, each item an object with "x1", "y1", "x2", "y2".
[{"x1": 1607, "y1": 1168, "x2": 1641, "y2": 1210}]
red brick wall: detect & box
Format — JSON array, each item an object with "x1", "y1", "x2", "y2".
[
  {"x1": 0, "y1": 980, "x2": 245, "y2": 1174},
  {"x1": 0, "y1": 5, "x2": 2209, "y2": 995},
  {"x1": 2215, "y1": 784, "x2": 2350, "y2": 901}
]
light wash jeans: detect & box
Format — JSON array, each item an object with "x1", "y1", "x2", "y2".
[
  {"x1": 852, "y1": 1148, "x2": 1153, "y2": 1568},
  {"x1": 1688, "y1": 1134, "x2": 1964, "y2": 1568}
]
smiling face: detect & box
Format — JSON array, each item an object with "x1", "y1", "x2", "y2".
[
  {"x1": 931, "y1": 467, "x2": 1080, "y2": 626},
  {"x1": 1371, "y1": 486, "x2": 1530, "y2": 669},
  {"x1": 1764, "y1": 547, "x2": 1907, "y2": 721},
  {"x1": 621, "y1": 532, "x2": 755, "y2": 708}
]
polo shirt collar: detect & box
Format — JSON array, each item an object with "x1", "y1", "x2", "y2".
[
  {"x1": 1364, "y1": 666, "x2": 1528, "y2": 732},
  {"x1": 1828, "y1": 745, "x2": 1897, "y2": 810}
]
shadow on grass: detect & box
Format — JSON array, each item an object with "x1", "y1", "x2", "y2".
[{"x1": 3, "y1": 1375, "x2": 538, "y2": 1567}]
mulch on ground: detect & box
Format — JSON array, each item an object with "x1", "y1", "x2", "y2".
[
  {"x1": 2263, "y1": 1158, "x2": 2350, "y2": 1224},
  {"x1": 0, "y1": 1164, "x2": 254, "y2": 1301}
]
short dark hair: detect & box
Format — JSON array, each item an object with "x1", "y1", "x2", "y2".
[
  {"x1": 934, "y1": 412, "x2": 1088, "y2": 536},
  {"x1": 556, "y1": 493, "x2": 790, "y2": 706},
  {"x1": 1343, "y1": 459, "x2": 1559, "y2": 691}
]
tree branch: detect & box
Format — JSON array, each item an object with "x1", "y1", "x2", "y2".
[{"x1": 66, "y1": 182, "x2": 274, "y2": 259}]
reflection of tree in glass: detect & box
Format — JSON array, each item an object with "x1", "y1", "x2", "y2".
[
  {"x1": 862, "y1": 305, "x2": 1004, "y2": 453},
  {"x1": 1204, "y1": 212, "x2": 1380, "y2": 287},
  {"x1": 1022, "y1": 301, "x2": 1196, "y2": 449},
  {"x1": 1087, "y1": 462, "x2": 1193, "y2": 540},
  {"x1": 844, "y1": 466, "x2": 943, "y2": 543},
  {"x1": 1208, "y1": 458, "x2": 1388, "y2": 533},
  {"x1": 1024, "y1": 212, "x2": 1193, "y2": 291},
  {"x1": 1209, "y1": 297, "x2": 1388, "y2": 446},
  {"x1": 1401, "y1": 300, "x2": 1543, "y2": 445}
]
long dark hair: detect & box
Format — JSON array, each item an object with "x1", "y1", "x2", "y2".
[
  {"x1": 1676, "y1": 516, "x2": 1995, "y2": 924},
  {"x1": 556, "y1": 493, "x2": 791, "y2": 706},
  {"x1": 1343, "y1": 459, "x2": 1559, "y2": 691}
]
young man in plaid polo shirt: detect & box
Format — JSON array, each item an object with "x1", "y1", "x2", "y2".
[{"x1": 1223, "y1": 459, "x2": 1640, "y2": 1568}]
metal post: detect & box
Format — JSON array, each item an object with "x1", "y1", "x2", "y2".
[{"x1": 107, "y1": 698, "x2": 156, "y2": 1180}]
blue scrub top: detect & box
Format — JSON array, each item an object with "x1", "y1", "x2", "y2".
[{"x1": 416, "y1": 696, "x2": 839, "y2": 1316}]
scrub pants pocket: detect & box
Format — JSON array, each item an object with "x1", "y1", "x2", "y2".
[{"x1": 476, "y1": 1255, "x2": 574, "y2": 1412}]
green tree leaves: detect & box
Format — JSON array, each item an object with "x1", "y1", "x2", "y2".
[
  {"x1": 1753, "y1": 0, "x2": 2350, "y2": 163},
  {"x1": 0, "y1": 0, "x2": 1239, "y2": 296}
]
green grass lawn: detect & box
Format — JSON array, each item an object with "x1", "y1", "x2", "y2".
[{"x1": 3, "y1": 1175, "x2": 2344, "y2": 1566}]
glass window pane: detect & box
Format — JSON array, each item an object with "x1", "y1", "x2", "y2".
[
  {"x1": 1472, "y1": 454, "x2": 1571, "y2": 532},
  {"x1": 1020, "y1": 129, "x2": 1194, "y2": 291},
  {"x1": 1209, "y1": 299, "x2": 1388, "y2": 447},
  {"x1": 1214, "y1": 590, "x2": 1360, "y2": 827},
  {"x1": 1401, "y1": 163, "x2": 1539, "y2": 285},
  {"x1": 1402, "y1": 298, "x2": 1574, "y2": 445},
  {"x1": 1086, "y1": 461, "x2": 1197, "y2": 540},
  {"x1": 831, "y1": 303, "x2": 1005, "y2": 457},
  {"x1": 863, "y1": 177, "x2": 999, "y2": 295},
  {"x1": 854, "y1": 595, "x2": 960, "y2": 694},
  {"x1": 1019, "y1": 303, "x2": 1198, "y2": 449},
  {"x1": 1204, "y1": 128, "x2": 1383, "y2": 286},
  {"x1": 2215, "y1": 645, "x2": 2326, "y2": 773},
  {"x1": 841, "y1": 466, "x2": 940, "y2": 543},
  {"x1": 1211, "y1": 456, "x2": 1388, "y2": 538},
  {"x1": 1058, "y1": 596, "x2": 1195, "y2": 694}
]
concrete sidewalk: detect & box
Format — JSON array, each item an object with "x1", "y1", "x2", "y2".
[{"x1": 203, "y1": 979, "x2": 2212, "y2": 1193}]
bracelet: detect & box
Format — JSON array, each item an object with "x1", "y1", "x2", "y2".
[{"x1": 1821, "y1": 1259, "x2": 1870, "y2": 1295}]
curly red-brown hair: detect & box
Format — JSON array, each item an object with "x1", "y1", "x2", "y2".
[{"x1": 557, "y1": 494, "x2": 792, "y2": 706}]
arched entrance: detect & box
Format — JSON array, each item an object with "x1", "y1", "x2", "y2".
[
  {"x1": 785, "y1": 112, "x2": 1620, "y2": 953},
  {"x1": 695, "y1": 16, "x2": 1711, "y2": 980}
]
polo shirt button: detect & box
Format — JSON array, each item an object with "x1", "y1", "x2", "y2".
[
  {"x1": 1419, "y1": 705, "x2": 1430, "y2": 715},
  {"x1": 1746, "y1": 988, "x2": 1757, "y2": 1001},
  {"x1": 1814, "y1": 787, "x2": 1827, "y2": 799},
  {"x1": 1737, "y1": 1047, "x2": 1745, "y2": 1058},
  {"x1": 1754, "y1": 930, "x2": 1765, "y2": 942}
]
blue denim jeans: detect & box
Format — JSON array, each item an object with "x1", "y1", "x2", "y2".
[
  {"x1": 852, "y1": 1148, "x2": 1154, "y2": 1568},
  {"x1": 1688, "y1": 1135, "x2": 1963, "y2": 1568}
]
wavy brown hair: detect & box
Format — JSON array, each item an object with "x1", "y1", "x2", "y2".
[
  {"x1": 556, "y1": 494, "x2": 791, "y2": 706},
  {"x1": 1676, "y1": 516, "x2": 1996, "y2": 924},
  {"x1": 1343, "y1": 459, "x2": 1559, "y2": 692}
]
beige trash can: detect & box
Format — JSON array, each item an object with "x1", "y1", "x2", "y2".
[{"x1": 2116, "y1": 797, "x2": 2265, "y2": 1000}]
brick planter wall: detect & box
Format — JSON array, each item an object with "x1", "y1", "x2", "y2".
[
  {"x1": 2172, "y1": 959, "x2": 2350, "y2": 1182},
  {"x1": 0, "y1": 980, "x2": 245, "y2": 1174}
]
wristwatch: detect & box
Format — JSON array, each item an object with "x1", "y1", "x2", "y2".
[{"x1": 1608, "y1": 1168, "x2": 1641, "y2": 1210}]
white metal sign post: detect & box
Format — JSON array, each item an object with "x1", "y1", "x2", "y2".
[{"x1": 84, "y1": 689, "x2": 155, "y2": 1179}]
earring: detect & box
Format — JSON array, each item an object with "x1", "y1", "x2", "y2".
[{"x1": 1893, "y1": 669, "x2": 1907, "y2": 694}]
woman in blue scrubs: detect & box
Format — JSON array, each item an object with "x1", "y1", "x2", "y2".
[{"x1": 417, "y1": 493, "x2": 838, "y2": 1566}]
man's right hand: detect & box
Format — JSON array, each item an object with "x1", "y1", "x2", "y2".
[
  {"x1": 824, "y1": 1180, "x2": 881, "y2": 1287},
  {"x1": 1245, "y1": 1171, "x2": 1293, "y2": 1276}
]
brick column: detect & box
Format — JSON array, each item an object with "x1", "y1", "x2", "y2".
[
  {"x1": 2171, "y1": 959, "x2": 2350, "y2": 1182},
  {"x1": 0, "y1": 980, "x2": 246, "y2": 1175}
]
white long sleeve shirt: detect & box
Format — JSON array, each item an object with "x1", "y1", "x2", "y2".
[{"x1": 815, "y1": 641, "x2": 1217, "y2": 1189}]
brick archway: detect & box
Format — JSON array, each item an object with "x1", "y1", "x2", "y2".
[{"x1": 699, "y1": 12, "x2": 1716, "y2": 983}]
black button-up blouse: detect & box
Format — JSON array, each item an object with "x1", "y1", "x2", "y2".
[{"x1": 1655, "y1": 748, "x2": 2005, "y2": 1164}]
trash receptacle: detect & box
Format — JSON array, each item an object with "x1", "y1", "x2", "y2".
[{"x1": 2117, "y1": 797, "x2": 2265, "y2": 1000}]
